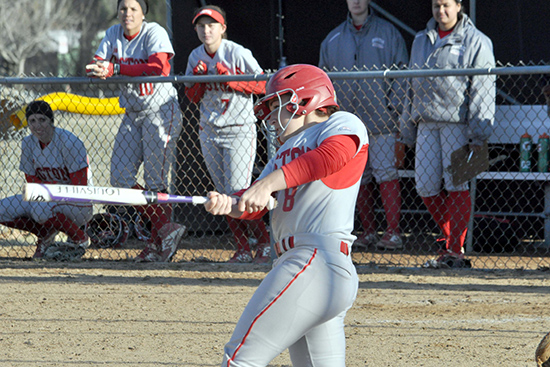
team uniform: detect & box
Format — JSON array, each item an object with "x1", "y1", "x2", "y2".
[
  {"x1": 94, "y1": 21, "x2": 182, "y2": 192},
  {"x1": 221, "y1": 111, "x2": 368, "y2": 366},
  {"x1": 399, "y1": 14, "x2": 495, "y2": 263},
  {"x1": 0, "y1": 127, "x2": 93, "y2": 255},
  {"x1": 185, "y1": 39, "x2": 264, "y2": 194},
  {"x1": 319, "y1": 10, "x2": 408, "y2": 248},
  {"x1": 93, "y1": 21, "x2": 185, "y2": 260},
  {"x1": 185, "y1": 34, "x2": 270, "y2": 263}
]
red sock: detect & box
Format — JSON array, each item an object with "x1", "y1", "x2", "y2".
[
  {"x1": 43, "y1": 213, "x2": 87, "y2": 243},
  {"x1": 380, "y1": 179, "x2": 401, "y2": 234},
  {"x1": 1, "y1": 217, "x2": 50, "y2": 238},
  {"x1": 247, "y1": 219, "x2": 270, "y2": 244},
  {"x1": 144, "y1": 204, "x2": 172, "y2": 246},
  {"x1": 357, "y1": 182, "x2": 376, "y2": 234},
  {"x1": 227, "y1": 217, "x2": 251, "y2": 252},
  {"x1": 446, "y1": 191, "x2": 472, "y2": 254},
  {"x1": 422, "y1": 192, "x2": 450, "y2": 242}
]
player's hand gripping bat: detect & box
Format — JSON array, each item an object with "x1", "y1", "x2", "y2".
[{"x1": 23, "y1": 183, "x2": 277, "y2": 210}]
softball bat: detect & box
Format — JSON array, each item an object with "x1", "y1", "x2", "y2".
[{"x1": 23, "y1": 183, "x2": 277, "y2": 210}]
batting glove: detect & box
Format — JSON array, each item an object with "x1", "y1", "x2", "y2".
[{"x1": 193, "y1": 60, "x2": 208, "y2": 75}]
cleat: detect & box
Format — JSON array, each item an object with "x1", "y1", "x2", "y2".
[
  {"x1": 134, "y1": 244, "x2": 160, "y2": 262},
  {"x1": 253, "y1": 243, "x2": 271, "y2": 264},
  {"x1": 158, "y1": 223, "x2": 187, "y2": 262},
  {"x1": 33, "y1": 230, "x2": 59, "y2": 259},
  {"x1": 228, "y1": 249, "x2": 253, "y2": 263},
  {"x1": 375, "y1": 233, "x2": 403, "y2": 250},
  {"x1": 353, "y1": 232, "x2": 379, "y2": 250},
  {"x1": 423, "y1": 251, "x2": 472, "y2": 269}
]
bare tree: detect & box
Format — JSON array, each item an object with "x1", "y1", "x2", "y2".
[{"x1": 0, "y1": 0, "x2": 110, "y2": 76}]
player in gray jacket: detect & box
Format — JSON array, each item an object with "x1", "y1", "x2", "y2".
[
  {"x1": 319, "y1": 0, "x2": 408, "y2": 251},
  {"x1": 399, "y1": 0, "x2": 496, "y2": 268}
]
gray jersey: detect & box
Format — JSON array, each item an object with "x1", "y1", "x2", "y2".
[
  {"x1": 185, "y1": 39, "x2": 263, "y2": 128},
  {"x1": 20, "y1": 127, "x2": 89, "y2": 184},
  {"x1": 401, "y1": 14, "x2": 496, "y2": 145},
  {"x1": 94, "y1": 22, "x2": 178, "y2": 112},
  {"x1": 258, "y1": 111, "x2": 369, "y2": 245},
  {"x1": 319, "y1": 12, "x2": 408, "y2": 134}
]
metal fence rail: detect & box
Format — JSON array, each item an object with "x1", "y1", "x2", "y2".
[{"x1": 1, "y1": 64, "x2": 550, "y2": 269}]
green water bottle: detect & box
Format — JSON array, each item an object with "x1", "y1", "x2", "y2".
[
  {"x1": 520, "y1": 133, "x2": 532, "y2": 172},
  {"x1": 538, "y1": 133, "x2": 549, "y2": 172}
]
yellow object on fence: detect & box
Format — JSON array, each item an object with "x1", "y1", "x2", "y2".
[{"x1": 9, "y1": 92, "x2": 125, "y2": 130}]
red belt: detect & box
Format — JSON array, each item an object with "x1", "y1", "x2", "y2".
[{"x1": 274, "y1": 236, "x2": 350, "y2": 257}]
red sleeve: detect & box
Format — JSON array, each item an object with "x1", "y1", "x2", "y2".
[
  {"x1": 69, "y1": 167, "x2": 88, "y2": 186},
  {"x1": 185, "y1": 84, "x2": 206, "y2": 103},
  {"x1": 226, "y1": 80, "x2": 266, "y2": 95},
  {"x1": 25, "y1": 174, "x2": 40, "y2": 183},
  {"x1": 281, "y1": 135, "x2": 360, "y2": 188},
  {"x1": 119, "y1": 52, "x2": 171, "y2": 76}
]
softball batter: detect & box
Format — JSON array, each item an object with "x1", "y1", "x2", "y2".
[
  {"x1": 205, "y1": 64, "x2": 369, "y2": 366},
  {"x1": 185, "y1": 5, "x2": 270, "y2": 264},
  {"x1": 0, "y1": 101, "x2": 92, "y2": 258},
  {"x1": 86, "y1": 0, "x2": 185, "y2": 262}
]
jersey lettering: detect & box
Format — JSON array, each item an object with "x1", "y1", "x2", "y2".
[{"x1": 35, "y1": 167, "x2": 70, "y2": 183}]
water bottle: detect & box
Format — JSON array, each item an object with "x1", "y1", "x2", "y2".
[
  {"x1": 520, "y1": 133, "x2": 532, "y2": 172},
  {"x1": 538, "y1": 133, "x2": 549, "y2": 172}
]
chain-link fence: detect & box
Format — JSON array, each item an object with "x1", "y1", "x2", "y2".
[{"x1": 1, "y1": 64, "x2": 550, "y2": 269}]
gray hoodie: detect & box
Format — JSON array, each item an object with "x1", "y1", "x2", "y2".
[
  {"x1": 399, "y1": 14, "x2": 496, "y2": 146},
  {"x1": 319, "y1": 12, "x2": 408, "y2": 135}
]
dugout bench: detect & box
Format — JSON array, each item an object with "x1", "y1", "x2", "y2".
[{"x1": 398, "y1": 104, "x2": 550, "y2": 251}]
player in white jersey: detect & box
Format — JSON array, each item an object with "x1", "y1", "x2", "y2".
[
  {"x1": 205, "y1": 64, "x2": 369, "y2": 367},
  {"x1": 0, "y1": 101, "x2": 93, "y2": 258},
  {"x1": 184, "y1": 5, "x2": 271, "y2": 264},
  {"x1": 86, "y1": 0, "x2": 185, "y2": 262}
]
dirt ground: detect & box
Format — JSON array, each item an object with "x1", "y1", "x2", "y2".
[{"x1": 0, "y1": 261, "x2": 549, "y2": 367}]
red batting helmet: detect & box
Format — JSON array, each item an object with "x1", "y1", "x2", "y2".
[
  {"x1": 253, "y1": 64, "x2": 339, "y2": 119},
  {"x1": 86, "y1": 213, "x2": 129, "y2": 249}
]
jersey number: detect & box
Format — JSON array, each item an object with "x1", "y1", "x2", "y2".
[
  {"x1": 282, "y1": 187, "x2": 296, "y2": 211},
  {"x1": 221, "y1": 98, "x2": 230, "y2": 115}
]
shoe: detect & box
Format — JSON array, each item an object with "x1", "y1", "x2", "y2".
[
  {"x1": 33, "y1": 230, "x2": 59, "y2": 259},
  {"x1": 73, "y1": 236, "x2": 90, "y2": 249},
  {"x1": 43, "y1": 240, "x2": 87, "y2": 261},
  {"x1": 353, "y1": 232, "x2": 379, "y2": 250},
  {"x1": 228, "y1": 249, "x2": 253, "y2": 263},
  {"x1": 423, "y1": 251, "x2": 472, "y2": 269},
  {"x1": 157, "y1": 223, "x2": 187, "y2": 262},
  {"x1": 134, "y1": 244, "x2": 161, "y2": 262},
  {"x1": 376, "y1": 233, "x2": 403, "y2": 250},
  {"x1": 253, "y1": 243, "x2": 271, "y2": 264}
]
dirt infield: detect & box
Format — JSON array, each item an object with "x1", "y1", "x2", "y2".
[{"x1": 0, "y1": 261, "x2": 548, "y2": 367}]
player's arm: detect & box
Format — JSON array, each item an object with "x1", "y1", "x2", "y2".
[
  {"x1": 86, "y1": 52, "x2": 171, "y2": 79},
  {"x1": 184, "y1": 60, "x2": 208, "y2": 103},
  {"x1": 25, "y1": 174, "x2": 40, "y2": 183},
  {"x1": 215, "y1": 62, "x2": 266, "y2": 95},
  {"x1": 237, "y1": 134, "x2": 359, "y2": 215},
  {"x1": 69, "y1": 167, "x2": 88, "y2": 186},
  {"x1": 282, "y1": 134, "x2": 360, "y2": 187}
]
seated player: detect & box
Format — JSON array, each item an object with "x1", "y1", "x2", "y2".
[{"x1": 0, "y1": 100, "x2": 93, "y2": 259}]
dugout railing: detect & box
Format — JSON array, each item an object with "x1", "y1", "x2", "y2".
[{"x1": 1, "y1": 63, "x2": 550, "y2": 270}]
